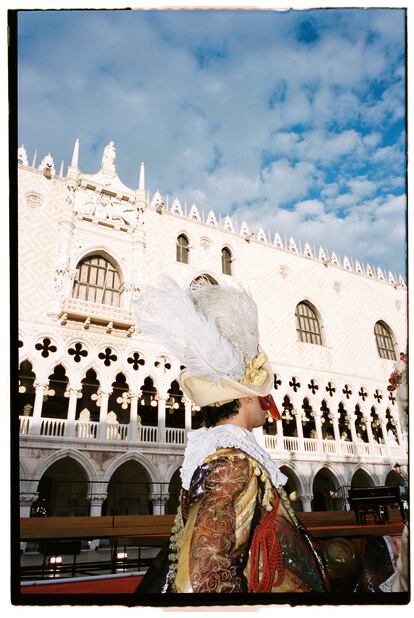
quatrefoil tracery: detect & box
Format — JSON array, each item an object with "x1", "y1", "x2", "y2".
[{"x1": 35, "y1": 337, "x2": 57, "y2": 358}]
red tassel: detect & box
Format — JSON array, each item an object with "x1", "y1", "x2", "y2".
[{"x1": 248, "y1": 495, "x2": 285, "y2": 592}]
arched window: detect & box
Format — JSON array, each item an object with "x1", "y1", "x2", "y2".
[
  {"x1": 374, "y1": 321, "x2": 396, "y2": 360},
  {"x1": 295, "y1": 301, "x2": 322, "y2": 345},
  {"x1": 176, "y1": 234, "x2": 189, "y2": 264},
  {"x1": 190, "y1": 274, "x2": 218, "y2": 289},
  {"x1": 72, "y1": 255, "x2": 123, "y2": 306},
  {"x1": 221, "y1": 247, "x2": 232, "y2": 276}
]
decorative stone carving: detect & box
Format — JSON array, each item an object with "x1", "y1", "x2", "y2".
[
  {"x1": 149, "y1": 493, "x2": 169, "y2": 505},
  {"x1": 18, "y1": 146, "x2": 28, "y2": 166},
  {"x1": 38, "y1": 153, "x2": 56, "y2": 176},
  {"x1": 240, "y1": 221, "x2": 250, "y2": 239},
  {"x1": 151, "y1": 191, "x2": 165, "y2": 213},
  {"x1": 279, "y1": 264, "x2": 289, "y2": 279},
  {"x1": 87, "y1": 493, "x2": 107, "y2": 506},
  {"x1": 25, "y1": 192, "x2": 42, "y2": 209},
  {"x1": 206, "y1": 210, "x2": 217, "y2": 226},
  {"x1": 200, "y1": 236, "x2": 212, "y2": 251},
  {"x1": 333, "y1": 280, "x2": 342, "y2": 294},
  {"x1": 223, "y1": 215, "x2": 234, "y2": 232},
  {"x1": 171, "y1": 198, "x2": 183, "y2": 215},
  {"x1": 289, "y1": 237, "x2": 298, "y2": 253},
  {"x1": 66, "y1": 184, "x2": 77, "y2": 207},
  {"x1": 74, "y1": 191, "x2": 139, "y2": 227},
  {"x1": 102, "y1": 141, "x2": 116, "y2": 169},
  {"x1": 303, "y1": 242, "x2": 313, "y2": 257},
  {"x1": 189, "y1": 203, "x2": 201, "y2": 221},
  {"x1": 273, "y1": 233, "x2": 283, "y2": 248}
]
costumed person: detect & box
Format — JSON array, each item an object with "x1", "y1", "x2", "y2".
[
  {"x1": 387, "y1": 352, "x2": 408, "y2": 449},
  {"x1": 134, "y1": 276, "x2": 328, "y2": 594},
  {"x1": 379, "y1": 352, "x2": 409, "y2": 593}
]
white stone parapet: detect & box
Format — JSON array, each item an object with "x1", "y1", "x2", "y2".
[
  {"x1": 19, "y1": 416, "x2": 407, "y2": 462},
  {"x1": 61, "y1": 297, "x2": 134, "y2": 327}
]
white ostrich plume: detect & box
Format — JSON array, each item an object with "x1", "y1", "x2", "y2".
[{"x1": 133, "y1": 276, "x2": 260, "y2": 384}]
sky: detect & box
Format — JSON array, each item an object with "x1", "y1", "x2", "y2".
[{"x1": 17, "y1": 7, "x2": 407, "y2": 276}]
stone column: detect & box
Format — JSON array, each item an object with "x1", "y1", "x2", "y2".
[
  {"x1": 128, "y1": 392, "x2": 140, "y2": 442},
  {"x1": 364, "y1": 412, "x2": 376, "y2": 452},
  {"x1": 20, "y1": 492, "x2": 38, "y2": 518},
  {"x1": 87, "y1": 492, "x2": 107, "y2": 550},
  {"x1": 347, "y1": 411, "x2": 358, "y2": 447},
  {"x1": 29, "y1": 382, "x2": 48, "y2": 435},
  {"x1": 394, "y1": 419, "x2": 404, "y2": 449},
  {"x1": 183, "y1": 397, "x2": 192, "y2": 432},
  {"x1": 294, "y1": 407, "x2": 305, "y2": 452},
  {"x1": 157, "y1": 395, "x2": 167, "y2": 443},
  {"x1": 65, "y1": 386, "x2": 81, "y2": 438},
  {"x1": 301, "y1": 494, "x2": 313, "y2": 512},
  {"x1": 97, "y1": 390, "x2": 111, "y2": 440},
  {"x1": 330, "y1": 411, "x2": 341, "y2": 454},
  {"x1": 276, "y1": 419, "x2": 284, "y2": 452},
  {"x1": 149, "y1": 493, "x2": 169, "y2": 515},
  {"x1": 379, "y1": 413, "x2": 392, "y2": 457},
  {"x1": 313, "y1": 411, "x2": 324, "y2": 453},
  {"x1": 88, "y1": 493, "x2": 107, "y2": 517}
]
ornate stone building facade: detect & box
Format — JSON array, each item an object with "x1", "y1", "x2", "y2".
[{"x1": 18, "y1": 140, "x2": 407, "y2": 520}]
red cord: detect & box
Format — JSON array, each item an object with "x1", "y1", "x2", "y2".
[{"x1": 248, "y1": 494, "x2": 286, "y2": 592}]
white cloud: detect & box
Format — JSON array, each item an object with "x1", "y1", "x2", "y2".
[
  {"x1": 347, "y1": 177, "x2": 377, "y2": 197},
  {"x1": 17, "y1": 9, "x2": 406, "y2": 273}
]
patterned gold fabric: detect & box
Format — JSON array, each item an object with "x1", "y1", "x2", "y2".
[{"x1": 165, "y1": 447, "x2": 327, "y2": 593}]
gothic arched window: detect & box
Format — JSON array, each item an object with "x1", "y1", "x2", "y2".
[
  {"x1": 374, "y1": 321, "x2": 396, "y2": 360},
  {"x1": 295, "y1": 301, "x2": 322, "y2": 345},
  {"x1": 221, "y1": 247, "x2": 233, "y2": 276},
  {"x1": 72, "y1": 255, "x2": 123, "y2": 307},
  {"x1": 176, "y1": 234, "x2": 189, "y2": 264}
]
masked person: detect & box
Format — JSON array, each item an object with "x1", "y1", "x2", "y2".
[{"x1": 134, "y1": 276, "x2": 328, "y2": 594}]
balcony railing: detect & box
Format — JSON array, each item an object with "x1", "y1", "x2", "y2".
[
  {"x1": 75, "y1": 420, "x2": 98, "y2": 439},
  {"x1": 166, "y1": 427, "x2": 186, "y2": 445},
  {"x1": 40, "y1": 419, "x2": 66, "y2": 437},
  {"x1": 61, "y1": 297, "x2": 134, "y2": 328},
  {"x1": 18, "y1": 417, "x2": 407, "y2": 461}
]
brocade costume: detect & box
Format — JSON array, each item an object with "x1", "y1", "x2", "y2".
[{"x1": 162, "y1": 425, "x2": 328, "y2": 593}]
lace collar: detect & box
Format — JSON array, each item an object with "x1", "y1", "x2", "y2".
[{"x1": 180, "y1": 424, "x2": 287, "y2": 490}]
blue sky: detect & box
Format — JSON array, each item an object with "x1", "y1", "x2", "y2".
[{"x1": 17, "y1": 8, "x2": 407, "y2": 275}]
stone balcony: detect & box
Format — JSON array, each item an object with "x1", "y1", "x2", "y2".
[
  {"x1": 19, "y1": 416, "x2": 407, "y2": 462},
  {"x1": 60, "y1": 297, "x2": 134, "y2": 329}
]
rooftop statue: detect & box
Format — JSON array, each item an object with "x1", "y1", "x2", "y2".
[{"x1": 102, "y1": 140, "x2": 116, "y2": 168}]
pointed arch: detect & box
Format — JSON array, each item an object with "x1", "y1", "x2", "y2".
[
  {"x1": 33, "y1": 448, "x2": 99, "y2": 487},
  {"x1": 176, "y1": 233, "x2": 190, "y2": 264},
  {"x1": 103, "y1": 451, "x2": 159, "y2": 484},
  {"x1": 295, "y1": 300, "x2": 324, "y2": 345},
  {"x1": 221, "y1": 246, "x2": 233, "y2": 276},
  {"x1": 72, "y1": 251, "x2": 124, "y2": 307},
  {"x1": 374, "y1": 320, "x2": 397, "y2": 360}
]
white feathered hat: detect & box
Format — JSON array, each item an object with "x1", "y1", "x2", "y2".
[{"x1": 133, "y1": 275, "x2": 273, "y2": 407}]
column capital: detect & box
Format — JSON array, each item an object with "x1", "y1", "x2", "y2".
[
  {"x1": 98, "y1": 388, "x2": 112, "y2": 398},
  {"x1": 87, "y1": 493, "x2": 107, "y2": 506},
  {"x1": 20, "y1": 492, "x2": 39, "y2": 506},
  {"x1": 129, "y1": 390, "x2": 142, "y2": 400},
  {"x1": 149, "y1": 493, "x2": 169, "y2": 505},
  {"x1": 66, "y1": 385, "x2": 82, "y2": 396},
  {"x1": 34, "y1": 382, "x2": 48, "y2": 391}
]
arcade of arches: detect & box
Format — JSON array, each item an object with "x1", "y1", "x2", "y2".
[
  {"x1": 19, "y1": 359, "x2": 401, "y2": 449},
  {"x1": 24, "y1": 456, "x2": 390, "y2": 518}
]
